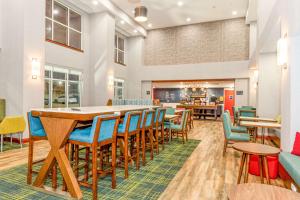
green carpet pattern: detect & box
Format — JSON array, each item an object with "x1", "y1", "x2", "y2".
[
  {"x1": 1, "y1": 141, "x2": 27, "y2": 152},
  {"x1": 0, "y1": 139, "x2": 200, "y2": 200}
]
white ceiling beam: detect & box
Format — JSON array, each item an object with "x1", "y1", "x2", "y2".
[{"x1": 246, "y1": 0, "x2": 257, "y2": 24}]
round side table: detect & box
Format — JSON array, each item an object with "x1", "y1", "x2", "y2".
[{"x1": 233, "y1": 142, "x2": 280, "y2": 184}]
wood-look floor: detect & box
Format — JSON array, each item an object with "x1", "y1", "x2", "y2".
[{"x1": 0, "y1": 120, "x2": 285, "y2": 200}]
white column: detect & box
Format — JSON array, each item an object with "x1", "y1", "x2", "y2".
[{"x1": 89, "y1": 12, "x2": 115, "y2": 106}]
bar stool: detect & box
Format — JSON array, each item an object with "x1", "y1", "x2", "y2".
[
  {"x1": 27, "y1": 112, "x2": 57, "y2": 188},
  {"x1": 68, "y1": 115, "x2": 120, "y2": 200},
  {"x1": 153, "y1": 108, "x2": 167, "y2": 152},
  {"x1": 140, "y1": 109, "x2": 155, "y2": 166},
  {"x1": 117, "y1": 111, "x2": 142, "y2": 179}
]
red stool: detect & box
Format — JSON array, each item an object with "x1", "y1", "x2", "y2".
[{"x1": 249, "y1": 155, "x2": 279, "y2": 179}]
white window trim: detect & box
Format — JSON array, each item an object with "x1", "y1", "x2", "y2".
[
  {"x1": 115, "y1": 32, "x2": 126, "y2": 65},
  {"x1": 45, "y1": 65, "x2": 83, "y2": 108},
  {"x1": 114, "y1": 78, "x2": 125, "y2": 100},
  {"x1": 46, "y1": 0, "x2": 83, "y2": 50}
]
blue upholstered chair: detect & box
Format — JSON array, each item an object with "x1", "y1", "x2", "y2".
[
  {"x1": 222, "y1": 112, "x2": 250, "y2": 156},
  {"x1": 153, "y1": 108, "x2": 167, "y2": 153},
  {"x1": 170, "y1": 110, "x2": 189, "y2": 143},
  {"x1": 239, "y1": 106, "x2": 256, "y2": 117},
  {"x1": 27, "y1": 112, "x2": 57, "y2": 188},
  {"x1": 164, "y1": 107, "x2": 175, "y2": 128},
  {"x1": 224, "y1": 110, "x2": 247, "y2": 133},
  {"x1": 117, "y1": 111, "x2": 142, "y2": 179},
  {"x1": 68, "y1": 115, "x2": 120, "y2": 199},
  {"x1": 140, "y1": 110, "x2": 155, "y2": 166}
]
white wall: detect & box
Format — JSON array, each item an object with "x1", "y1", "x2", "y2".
[{"x1": 235, "y1": 79, "x2": 249, "y2": 106}]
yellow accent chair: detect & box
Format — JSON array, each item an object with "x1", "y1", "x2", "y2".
[{"x1": 0, "y1": 116, "x2": 26, "y2": 152}]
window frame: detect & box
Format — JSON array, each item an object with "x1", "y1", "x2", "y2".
[
  {"x1": 115, "y1": 32, "x2": 126, "y2": 66},
  {"x1": 45, "y1": 65, "x2": 83, "y2": 108},
  {"x1": 114, "y1": 78, "x2": 125, "y2": 100},
  {"x1": 45, "y1": 0, "x2": 83, "y2": 52}
]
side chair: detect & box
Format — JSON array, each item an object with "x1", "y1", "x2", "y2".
[{"x1": 170, "y1": 110, "x2": 188, "y2": 143}]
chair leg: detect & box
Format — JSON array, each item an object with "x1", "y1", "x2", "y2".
[
  {"x1": 1, "y1": 134, "x2": 3, "y2": 152},
  {"x1": 112, "y1": 141, "x2": 117, "y2": 189},
  {"x1": 149, "y1": 129, "x2": 154, "y2": 160},
  {"x1": 75, "y1": 145, "x2": 79, "y2": 178},
  {"x1": 124, "y1": 138, "x2": 129, "y2": 179},
  {"x1": 62, "y1": 143, "x2": 69, "y2": 191},
  {"x1": 10, "y1": 134, "x2": 12, "y2": 145},
  {"x1": 27, "y1": 139, "x2": 34, "y2": 184},
  {"x1": 142, "y1": 129, "x2": 146, "y2": 166},
  {"x1": 92, "y1": 146, "x2": 98, "y2": 200},
  {"x1": 223, "y1": 140, "x2": 227, "y2": 156},
  {"x1": 19, "y1": 133, "x2": 23, "y2": 149},
  {"x1": 136, "y1": 132, "x2": 140, "y2": 170},
  {"x1": 155, "y1": 128, "x2": 159, "y2": 154},
  {"x1": 161, "y1": 125, "x2": 164, "y2": 150},
  {"x1": 84, "y1": 147, "x2": 90, "y2": 182}
]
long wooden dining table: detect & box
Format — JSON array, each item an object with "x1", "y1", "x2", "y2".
[{"x1": 31, "y1": 105, "x2": 158, "y2": 199}]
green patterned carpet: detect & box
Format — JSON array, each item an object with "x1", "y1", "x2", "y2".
[
  {"x1": 1, "y1": 141, "x2": 27, "y2": 152},
  {"x1": 0, "y1": 139, "x2": 200, "y2": 200}
]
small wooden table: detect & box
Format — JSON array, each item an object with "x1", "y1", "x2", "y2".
[
  {"x1": 233, "y1": 143, "x2": 280, "y2": 185},
  {"x1": 239, "y1": 116, "x2": 278, "y2": 123},
  {"x1": 228, "y1": 183, "x2": 300, "y2": 200},
  {"x1": 240, "y1": 121, "x2": 281, "y2": 144},
  {"x1": 31, "y1": 105, "x2": 158, "y2": 199},
  {"x1": 165, "y1": 114, "x2": 181, "y2": 142}
]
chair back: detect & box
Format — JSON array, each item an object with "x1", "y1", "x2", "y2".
[
  {"x1": 91, "y1": 115, "x2": 120, "y2": 142},
  {"x1": 0, "y1": 116, "x2": 26, "y2": 135},
  {"x1": 140, "y1": 110, "x2": 155, "y2": 129},
  {"x1": 121, "y1": 111, "x2": 142, "y2": 133},
  {"x1": 27, "y1": 112, "x2": 45, "y2": 137},
  {"x1": 155, "y1": 108, "x2": 166, "y2": 125},
  {"x1": 222, "y1": 112, "x2": 232, "y2": 139},
  {"x1": 166, "y1": 107, "x2": 175, "y2": 115},
  {"x1": 181, "y1": 110, "x2": 189, "y2": 130},
  {"x1": 239, "y1": 108, "x2": 256, "y2": 117}
]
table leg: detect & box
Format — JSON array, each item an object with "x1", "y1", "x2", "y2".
[
  {"x1": 244, "y1": 154, "x2": 250, "y2": 183},
  {"x1": 259, "y1": 155, "x2": 264, "y2": 184},
  {"x1": 262, "y1": 128, "x2": 265, "y2": 144},
  {"x1": 33, "y1": 117, "x2": 82, "y2": 199},
  {"x1": 237, "y1": 153, "x2": 246, "y2": 184},
  {"x1": 263, "y1": 156, "x2": 270, "y2": 184}
]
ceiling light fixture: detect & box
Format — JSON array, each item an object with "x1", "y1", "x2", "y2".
[
  {"x1": 134, "y1": 6, "x2": 148, "y2": 22},
  {"x1": 177, "y1": 1, "x2": 184, "y2": 7},
  {"x1": 133, "y1": 29, "x2": 138, "y2": 33},
  {"x1": 120, "y1": 20, "x2": 125, "y2": 25},
  {"x1": 148, "y1": 23, "x2": 152, "y2": 28},
  {"x1": 93, "y1": 0, "x2": 98, "y2": 5},
  {"x1": 53, "y1": 9, "x2": 59, "y2": 15},
  {"x1": 186, "y1": 17, "x2": 191, "y2": 22},
  {"x1": 232, "y1": 11, "x2": 237, "y2": 15}
]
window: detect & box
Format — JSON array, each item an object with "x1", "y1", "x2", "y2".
[
  {"x1": 114, "y1": 79, "x2": 125, "y2": 100},
  {"x1": 45, "y1": 0, "x2": 82, "y2": 50},
  {"x1": 45, "y1": 65, "x2": 82, "y2": 108},
  {"x1": 115, "y1": 33, "x2": 126, "y2": 65}
]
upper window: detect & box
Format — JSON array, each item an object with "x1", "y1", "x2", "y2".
[
  {"x1": 115, "y1": 33, "x2": 126, "y2": 65},
  {"x1": 45, "y1": 0, "x2": 82, "y2": 51},
  {"x1": 45, "y1": 65, "x2": 82, "y2": 108}
]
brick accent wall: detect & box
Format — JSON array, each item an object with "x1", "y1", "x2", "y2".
[{"x1": 144, "y1": 18, "x2": 249, "y2": 65}]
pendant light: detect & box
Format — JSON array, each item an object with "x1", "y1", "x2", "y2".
[{"x1": 134, "y1": 6, "x2": 148, "y2": 22}]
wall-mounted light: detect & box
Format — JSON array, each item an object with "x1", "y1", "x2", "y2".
[
  {"x1": 277, "y1": 37, "x2": 288, "y2": 68},
  {"x1": 108, "y1": 75, "x2": 114, "y2": 88},
  {"x1": 31, "y1": 58, "x2": 41, "y2": 79}
]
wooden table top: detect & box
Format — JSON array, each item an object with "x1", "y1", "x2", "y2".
[
  {"x1": 232, "y1": 143, "x2": 280, "y2": 156},
  {"x1": 239, "y1": 116, "x2": 278, "y2": 123},
  {"x1": 31, "y1": 105, "x2": 159, "y2": 121},
  {"x1": 240, "y1": 121, "x2": 281, "y2": 129},
  {"x1": 177, "y1": 104, "x2": 217, "y2": 109},
  {"x1": 228, "y1": 183, "x2": 300, "y2": 200}
]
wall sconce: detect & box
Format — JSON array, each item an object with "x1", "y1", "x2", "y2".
[
  {"x1": 108, "y1": 75, "x2": 114, "y2": 88},
  {"x1": 277, "y1": 37, "x2": 288, "y2": 68},
  {"x1": 31, "y1": 58, "x2": 41, "y2": 79}
]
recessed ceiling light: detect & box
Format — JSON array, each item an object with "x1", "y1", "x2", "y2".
[
  {"x1": 148, "y1": 23, "x2": 152, "y2": 28},
  {"x1": 120, "y1": 20, "x2": 125, "y2": 25},
  {"x1": 177, "y1": 1, "x2": 184, "y2": 7},
  {"x1": 133, "y1": 29, "x2": 138, "y2": 33},
  {"x1": 186, "y1": 17, "x2": 191, "y2": 22},
  {"x1": 232, "y1": 11, "x2": 237, "y2": 15},
  {"x1": 93, "y1": 0, "x2": 98, "y2": 5}
]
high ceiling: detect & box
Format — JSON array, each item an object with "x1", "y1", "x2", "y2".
[{"x1": 111, "y1": 0, "x2": 248, "y2": 29}]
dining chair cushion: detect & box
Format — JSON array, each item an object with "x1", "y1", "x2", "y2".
[
  {"x1": 291, "y1": 132, "x2": 300, "y2": 156},
  {"x1": 70, "y1": 115, "x2": 118, "y2": 143},
  {"x1": 279, "y1": 152, "x2": 300, "y2": 186},
  {"x1": 118, "y1": 112, "x2": 140, "y2": 134},
  {"x1": 0, "y1": 116, "x2": 26, "y2": 135},
  {"x1": 166, "y1": 107, "x2": 175, "y2": 115},
  {"x1": 140, "y1": 110, "x2": 153, "y2": 128},
  {"x1": 228, "y1": 132, "x2": 250, "y2": 141},
  {"x1": 28, "y1": 112, "x2": 46, "y2": 137},
  {"x1": 169, "y1": 124, "x2": 182, "y2": 131}
]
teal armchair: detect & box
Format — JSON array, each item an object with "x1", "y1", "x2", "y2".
[
  {"x1": 239, "y1": 106, "x2": 256, "y2": 117},
  {"x1": 222, "y1": 112, "x2": 250, "y2": 156},
  {"x1": 224, "y1": 110, "x2": 247, "y2": 133}
]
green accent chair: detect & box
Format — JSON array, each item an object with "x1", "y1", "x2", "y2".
[
  {"x1": 239, "y1": 106, "x2": 256, "y2": 117},
  {"x1": 224, "y1": 110, "x2": 247, "y2": 133},
  {"x1": 222, "y1": 112, "x2": 250, "y2": 156},
  {"x1": 279, "y1": 152, "x2": 300, "y2": 187},
  {"x1": 0, "y1": 99, "x2": 5, "y2": 122},
  {"x1": 232, "y1": 106, "x2": 240, "y2": 125},
  {"x1": 170, "y1": 110, "x2": 188, "y2": 144}
]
